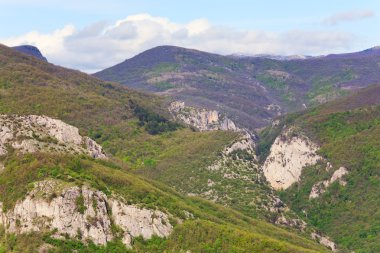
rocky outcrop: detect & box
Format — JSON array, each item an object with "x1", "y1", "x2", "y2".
[
  {"x1": 225, "y1": 131, "x2": 256, "y2": 156},
  {"x1": 0, "y1": 115, "x2": 106, "y2": 159},
  {"x1": 311, "y1": 232, "x2": 337, "y2": 252},
  {"x1": 309, "y1": 167, "x2": 348, "y2": 199},
  {"x1": 110, "y1": 200, "x2": 172, "y2": 246},
  {"x1": 0, "y1": 180, "x2": 172, "y2": 247},
  {"x1": 169, "y1": 101, "x2": 238, "y2": 132},
  {"x1": 203, "y1": 135, "x2": 310, "y2": 232},
  {"x1": 262, "y1": 128, "x2": 322, "y2": 190}
]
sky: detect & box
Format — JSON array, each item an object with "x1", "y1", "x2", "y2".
[{"x1": 0, "y1": 0, "x2": 379, "y2": 72}]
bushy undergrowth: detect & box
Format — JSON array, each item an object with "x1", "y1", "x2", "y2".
[
  {"x1": 0, "y1": 152, "x2": 328, "y2": 252},
  {"x1": 277, "y1": 105, "x2": 380, "y2": 253}
]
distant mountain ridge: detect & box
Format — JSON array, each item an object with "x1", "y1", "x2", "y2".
[
  {"x1": 12, "y1": 45, "x2": 47, "y2": 61},
  {"x1": 230, "y1": 53, "x2": 314, "y2": 61},
  {"x1": 94, "y1": 45, "x2": 380, "y2": 129}
]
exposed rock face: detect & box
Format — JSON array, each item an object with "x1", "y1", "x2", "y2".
[
  {"x1": 311, "y1": 232, "x2": 337, "y2": 252},
  {"x1": 309, "y1": 167, "x2": 348, "y2": 199},
  {"x1": 0, "y1": 180, "x2": 172, "y2": 247},
  {"x1": 169, "y1": 101, "x2": 238, "y2": 132},
  {"x1": 0, "y1": 115, "x2": 106, "y2": 159},
  {"x1": 262, "y1": 128, "x2": 322, "y2": 190},
  {"x1": 225, "y1": 132, "x2": 256, "y2": 155},
  {"x1": 110, "y1": 200, "x2": 172, "y2": 246}
]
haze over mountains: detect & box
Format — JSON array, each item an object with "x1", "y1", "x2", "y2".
[{"x1": 94, "y1": 45, "x2": 380, "y2": 129}]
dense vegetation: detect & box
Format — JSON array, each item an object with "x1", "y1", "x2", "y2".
[
  {"x1": 95, "y1": 45, "x2": 380, "y2": 129},
  {"x1": 0, "y1": 45, "x2": 331, "y2": 252},
  {"x1": 260, "y1": 93, "x2": 380, "y2": 252},
  {"x1": 0, "y1": 153, "x2": 329, "y2": 253},
  {"x1": 133, "y1": 104, "x2": 181, "y2": 134}
]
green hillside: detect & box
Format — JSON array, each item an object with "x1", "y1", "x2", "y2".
[
  {"x1": 0, "y1": 153, "x2": 329, "y2": 253},
  {"x1": 259, "y1": 85, "x2": 380, "y2": 253},
  {"x1": 0, "y1": 44, "x2": 329, "y2": 252},
  {"x1": 94, "y1": 45, "x2": 380, "y2": 129}
]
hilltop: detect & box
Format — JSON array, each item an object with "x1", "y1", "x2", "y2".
[{"x1": 95, "y1": 45, "x2": 380, "y2": 129}]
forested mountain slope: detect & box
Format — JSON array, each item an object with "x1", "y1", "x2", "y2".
[
  {"x1": 0, "y1": 44, "x2": 330, "y2": 252},
  {"x1": 95, "y1": 45, "x2": 380, "y2": 129},
  {"x1": 258, "y1": 83, "x2": 380, "y2": 253}
]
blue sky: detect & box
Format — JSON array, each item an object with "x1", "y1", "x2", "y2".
[{"x1": 1, "y1": 0, "x2": 379, "y2": 72}]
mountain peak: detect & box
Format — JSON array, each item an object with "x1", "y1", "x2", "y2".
[
  {"x1": 12, "y1": 45, "x2": 48, "y2": 62},
  {"x1": 370, "y1": 45, "x2": 380, "y2": 50}
]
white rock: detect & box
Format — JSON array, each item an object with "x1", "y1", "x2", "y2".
[
  {"x1": 311, "y1": 232, "x2": 337, "y2": 252},
  {"x1": 0, "y1": 114, "x2": 106, "y2": 159},
  {"x1": 110, "y1": 200, "x2": 172, "y2": 246},
  {"x1": 309, "y1": 167, "x2": 348, "y2": 199},
  {"x1": 207, "y1": 179, "x2": 215, "y2": 187},
  {"x1": 0, "y1": 124, "x2": 13, "y2": 155},
  {"x1": 169, "y1": 101, "x2": 238, "y2": 132},
  {"x1": 0, "y1": 180, "x2": 172, "y2": 247},
  {"x1": 26, "y1": 115, "x2": 82, "y2": 145},
  {"x1": 262, "y1": 128, "x2": 322, "y2": 190},
  {"x1": 330, "y1": 167, "x2": 348, "y2": 185},
  {"x1": 309, "y1": 181, "x2": 329, "y2": 199},
  {"x1": 225, "y1": 131, "x2": 256, "y2": 156}
]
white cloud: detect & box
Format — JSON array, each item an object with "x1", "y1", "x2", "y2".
[
  {"x1": 323, "y1": 10, "x2": 375, "y2": 25},
  {"x1": 1, "y1": 25, "x2": 75, "y2": 55},
  {"x1": 0, "y1": 14, "x2": 356, "y2": 72}
]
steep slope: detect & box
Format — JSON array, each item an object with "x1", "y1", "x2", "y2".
[
  {"x1": 94, "y1": 45, "x2": 380, "y2": 129},
  {"x1": 0, "y1": 44, "x2": 330, "y2": 252},
  {"x1": 135, "y1": 100, "x2": 340, "y2": 252},
  {"x1": 258, "y1": 84, "x2": 380, "y2": 253},
  {"x1": 0, "y1": 139, "x2": 328, "y2": 252},
  {"x1": 0, "y1": 43, "x2": 183, "y2": 159},
  {"x1": 12, "y1": 45, "x2": 47, "y2": 62}
]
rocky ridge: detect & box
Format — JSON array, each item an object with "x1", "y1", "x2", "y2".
[
  {"x1": 168, "y1": 102, "x2": 337, "y2": 251},
  {"x1": 0, "y1": 179, "x2": 173, "y2": 248},
  {"x1": 169, "y1": 102, "x2": 311, "y2": 231},
  {"x1": 169, "y1": 101, "x2": 238, "y2": 132},
  {"x1": 0, "y1": 114, "x2": 106, "y2": 159}
]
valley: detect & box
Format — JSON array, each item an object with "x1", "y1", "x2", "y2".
[{"x1": 0, "y1": 40, "x2": 379, "y2": 253}]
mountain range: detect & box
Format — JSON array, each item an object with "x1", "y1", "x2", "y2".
[
  {"x1": 0, "y1": 43, "x2": 379, "y2": 252},
  {"x1": 94, "y1": 45, "x2": 380, "y2": 129}
]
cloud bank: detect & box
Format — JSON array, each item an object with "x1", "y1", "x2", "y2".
[
  {"x1": 1, "y1": 14, "x2": 355, "y2": 72},
  {"x1": 323, "y1": 10, "x2": 375, "y2": 25}
]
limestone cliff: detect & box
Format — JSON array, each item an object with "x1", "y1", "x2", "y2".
[
  {"x1": 0, "y1": 179, "x2": 172, "y2": 248},
  {"x1": 262, "y1": 128, "x2": 322, "y2": 190},
  {"x1": 0, "y1": 115, "x2": 106, "y2": 159},
  {"x1": 259, "y1": 127, "x2": 338, "y2": 251},
  {"x1": 169, "y1": 101, "x2": 238, "y2": 132}
]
